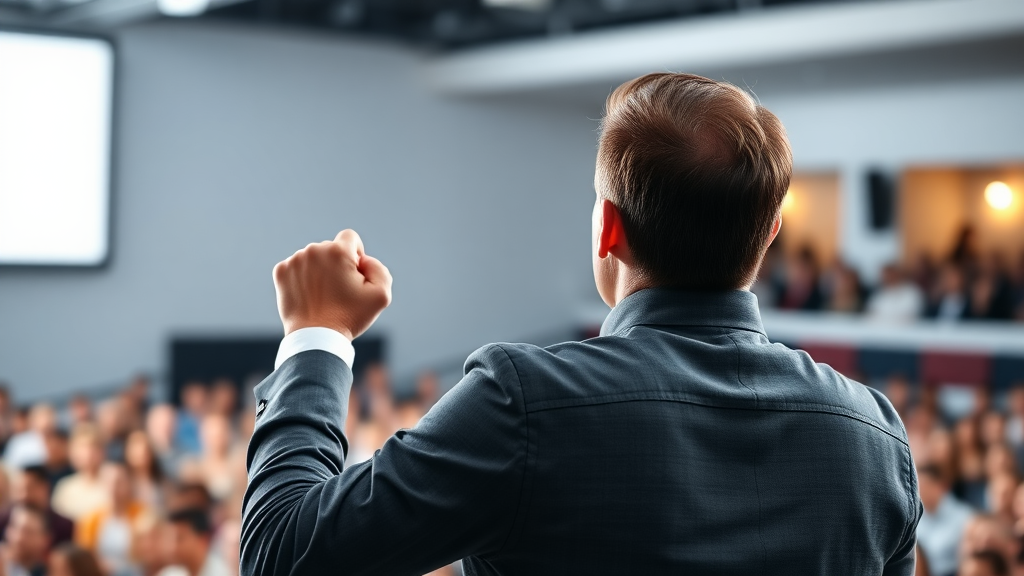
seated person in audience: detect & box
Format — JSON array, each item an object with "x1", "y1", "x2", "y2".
[
  {"x1": 165, "y1": 484, "x2": 212, "y2": 517},
  {"x1": 927, "y1": 263, "x2": 969, "y2": 321},
  {"x1": 968, "y1": 263, "x2": 1015, "y2": 321},
  {"x1": 866, "y1": 263, "x2": 924, "y2": 322},
  {"x1": 131, "y1": 516, "x2": 169, "y2": 576},
  {"x1": 196, "y1": 415, "x2": 240, "y2": 502},
  {"x1": 883, "y1": 374, "x2": 912, "y2": 420},
  {"x1": 960, "y1": 550, "x2": 1011, "y2": 576},
  {"x1": 1006, "y1": 385, "x2": 1024, "y2": 462},
  {"x1": 208, "y1": 380, "x2": 238, "y2": 419},
  {"x1": 64, "y1": 397, "x2": 93, "y2": 432},
  {"x1": 48, "y1": 543, "x2": 105, "y2": 576},
  {"x1": 917, "y1": 464, "x2": 976, "y2": 576},
  {"x1": 0, "y1": 466, "x2": 73, "y2": 545},
  {"x1": 157, "y1": 508, "x2": 231, "y2": 576},
  {"x1": 0, "y1": 468, "x2": 10, "y2": 512},
  {"x1": 52, "y1": 425, "x2": 109, "y2": 521},
  {"x1": 960, "y1": 515, "x2": 1019, "y2": 576},
  {"x1": 213, "y1": 519, "x2": 240, "y2": 576},
  {"x1": 3, "y1": 505, "x2": 52, "y2": 576},
  {"x1": 43, "y1": 429, "x2": 75, "y2": 487},
  {"x1": 4, "y1": 405, "x2": 57, "y2": 470},
  {"x1": 145, "y1": 405, "x2": 181, "y2": 480},
  {"x1": 124, "y1": 430, "x2": 165, "y2": 510},
  {"x1": 175, "y1": 384, "x2": 206, "y2": 456},
  {"x1": 824, "y1": 262, "x2": 864, "y2": 313},
  {"x1": 75, "y1": 462, "x2": 152, "y2": 576},
  {"x1": 96, "y1": 398, "x2": 131, "y2": 463},
  {"x1": 777, "y1": 246, "x2": 823, "y2": 310},
  {"x1": 987, "y1": 472, "x2": 1018, "y2": 527}
]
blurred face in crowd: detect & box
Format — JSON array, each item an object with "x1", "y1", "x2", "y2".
[
  {"x1": 988, "y1": 473, "x2": 1017, "y2": 518},
  {"x1": 210, "y1": 380, "x2": 237, "y2": 416},
  {"x1": 984, "y1": 445, "x2": 1016, "y2": 480},
  {"x1": 959, "y1": 556, "x2": 1003, "y2": 576},
  {"x1": 1009, "y1": 387, "x2": 1024, "y2": 417},
  {"x1": 134, "y1": 520, "x2": 169, "y2": 574},
  {"x1": 43, "y1": 431, "x2": 70, "y2": 469},
  {"x1": 70, "y1": 435, "x2": 104, "y2": 476},
  {"x1": 96, "y1": 398, "x2": 128, "y2": 440},
  {"x1": 961, "y1": 516, "x2": 1018, "y2": 562},
  {"x1": 102, "y1": 463, "x2": 133, "y2": 509},
  {"x1": 939, "y1": 264, "x2": 965, "y2": 295},
  {"x1": 880, "y1": 264, "x2": 901, "y2": 288},
  {"x1": 47, "y1": 549, "x2": 73, "y2": 576},
  {"x1": 29, "y1": 404, "x2": 57, "y2": 433},
  {"x1": 181, "y1": 383, "x2": 208, "y2": 417},
  {"x1": 69, "y1": 396, "x2": 92, "y2": 427},
  {"x1": 416, "y1": 372, "x2": 440, "y2": 406},
  {"x1": 146, "y1": 404, "x2": 177, "y2": 452},
  {"x1": 201, "y1": 415, "x2": 232, "y2": 458},
  {"x1": 981, "y1": 413, "x2": 1007, "y2": 448},
  {"x1": 13, "y1": 473, "x2": 51, "y2": 510},
  {"x1": 884, "y1": 376, "x2": 910, "y2": 416},
  {"x1": 6, "y1": 507, "x2": 50, "y2": 567},
  {"x1": 125, "y1": 430, "x2": 156, "y2": 475},
  {"x1": 218, "y1": 519, "x2": 241, "y2": 576},
  {"x1": 12, "y1": 409, "x2": 29, "y2": 435},
  {"x1": 165, "y1": 519, "x2": 208, "y2": 571},
  {"x1": 917, "y1": 469, "x2": 949, "y2": 513}
]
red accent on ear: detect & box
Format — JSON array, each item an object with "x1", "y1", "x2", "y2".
[{"x1": 607, "y1": 218, "x2": 621, "y2": 250}]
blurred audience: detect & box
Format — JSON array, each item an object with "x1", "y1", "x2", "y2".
[
  {"x1": 0, "y1": 466, "x2": 73, "y2": 546},
  {"x1": 4, "y1": 505, "x2": 52, "y2": 576},
  {"x1": 48, "y1": 544, "x2": 105, "y2": 576},
  {"x1": 894, "y1": 377, "x2": 1024, "y2": 576},
  {"x1": 758, "y1": 230, "x2": 1024, "y2": 324},
  {"x1": 0, "y1": 365, "x2": 455, "y2": 576}
]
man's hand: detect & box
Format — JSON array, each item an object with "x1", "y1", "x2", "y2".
[{"x1": 273, "y1": 229, "x2": 393, "y2": 340}]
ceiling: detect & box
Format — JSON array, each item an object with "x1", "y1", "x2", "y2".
[{"x1": 1, "y1": 0, "x2": 856, "y2": 50}]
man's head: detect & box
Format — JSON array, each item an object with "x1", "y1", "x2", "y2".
[
  {"x1": 13, "y1": 466, "x2": 53, "y2": 510},
  {"x1": 593, "y1": 73, "x2": 792, "y2": 306},
  {"x1": 165, "y1": 508, "x2": 213, "y2": 571},
  {"x1": 5, "y1": 505, "x2": 51, "y2": 568}
]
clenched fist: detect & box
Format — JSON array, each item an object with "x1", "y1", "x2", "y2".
[{"x1": 273, "y1": 229, "x2": 393, "y2": 340}]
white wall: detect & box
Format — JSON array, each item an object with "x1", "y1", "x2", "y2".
[{"x1": 0, "y1": 22, "x2": 601, "y2": 399}]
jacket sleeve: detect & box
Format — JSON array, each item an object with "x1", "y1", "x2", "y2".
[
  {"x1": 240, "y1": 344, "x2": 529, "y2": 576},
  {"x1": 882, "y1": 455, "x2": 923, "y2": 576}
]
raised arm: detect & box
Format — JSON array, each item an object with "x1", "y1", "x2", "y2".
[{"x1": 240, "y1": 230, "x2": 530, "y2": 576}]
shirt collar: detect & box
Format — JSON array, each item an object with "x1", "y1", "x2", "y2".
[{"x1": 600, "y1": 287, "x2": 766, "y2": 337}]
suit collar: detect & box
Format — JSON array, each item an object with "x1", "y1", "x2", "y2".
[{"x1": 600, "y1": 287, "x2": 766, "y2": 337}]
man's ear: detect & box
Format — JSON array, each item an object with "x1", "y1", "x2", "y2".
[
  {"x1": 598, "y1": 199, "x2": 625, "y2": 259},
  {"x1": 766, "y1": 213, "x2": 782, "y2": 247}
]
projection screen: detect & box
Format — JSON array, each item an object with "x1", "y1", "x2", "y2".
[{"x1": 0, "y1": 29, "x2": 114, "y2": 267}]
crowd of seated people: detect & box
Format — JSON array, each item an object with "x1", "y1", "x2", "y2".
[
  {"x1": 887, "y1": 377, "x2": 1024, "y2": 576},
  {"x1": 0, "y1": 365, "x2": 456, "y2": 576},
  {"x1": 754, "y1": 227, "x2": 1024, "y2": 323}
]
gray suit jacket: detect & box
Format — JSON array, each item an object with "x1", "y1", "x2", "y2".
[{"x1": 242, "y1": 288, "x2": 921, "y2": 576}]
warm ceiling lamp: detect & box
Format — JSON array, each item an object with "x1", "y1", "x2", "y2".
[
  {"x1": 985, "y1": 181, "x2": 1013, "y2": 210},
  {"x1": 782, "y1": 190, "x2": 795, "y2": 213}
]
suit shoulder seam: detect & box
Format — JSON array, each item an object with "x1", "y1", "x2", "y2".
[{"x1": 490, "y1": 343, "x2": 532, "y2": 556}]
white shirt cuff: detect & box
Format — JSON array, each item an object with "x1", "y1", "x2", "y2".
[{"x1": 275, "y1": 327, "x2": 355, "y2": 370}]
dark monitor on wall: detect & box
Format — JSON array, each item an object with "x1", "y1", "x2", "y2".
[
  {"x1": 0, "y1": 29, "x2": 115, "y2": 267},
  {"x1": 169, "y1": 335, "x2": 386, "y2": 408}
]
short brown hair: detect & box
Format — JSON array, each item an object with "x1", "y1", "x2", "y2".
[{"x1": 597, "y1": 73, "x2": 792, "y2": 290}]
